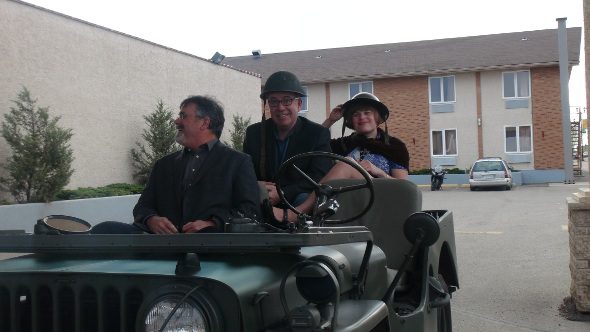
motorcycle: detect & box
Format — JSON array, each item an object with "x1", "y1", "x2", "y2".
[{"x1": 431, "y1": 166, "x2": 446, "y2": 191}]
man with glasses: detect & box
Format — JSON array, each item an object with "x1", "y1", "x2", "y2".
[{"x1": 243, "y1": 71, "x2": 332, "y2": 221}]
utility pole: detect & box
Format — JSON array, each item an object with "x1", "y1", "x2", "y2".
[{"x1": 557, "y1": 18, "x2": 575, "y2": 183}]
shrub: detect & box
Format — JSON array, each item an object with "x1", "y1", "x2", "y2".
[
  {"x1": 224, "y1": 114, "x2": 251, "y2": 151},
  {"x1": 0, "y1": 87, "x2": 74, "y2": 203},
  {"x1": 130, "y1": 99, "x2": 180, "y2": 185},
  {"x1": 56, "y1": 183, "x2": 144, "y2": 200},
  {"x1": 409, "y1": 167, "x2": 467, "y2": 175}
]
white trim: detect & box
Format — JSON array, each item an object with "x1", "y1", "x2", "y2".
[
  {"x1": 348, "y1": 81, "x2": 374, "y2": 99},
  {"x1": 300, "y1": 86, "x2": 308, "y2": 112},
  {"x1": 428, "y1": 75, "x2": 456, "y2": 103},
  {"x1": 430, "y1": 128, "x2": 459, "y2": 156},
  {"x1": 503, "y1": 124, "x2": 533, "y2": 153},
  {"x1": 502, "y1": 70, "x2": 531, "y2": 99}
]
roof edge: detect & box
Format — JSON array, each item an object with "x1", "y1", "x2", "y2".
[
  {"x1": 301, "y1": 61, "x2": 578, "y2": 84},
  {"x1": 10, "y1": 0, "x2": 260, "y2": 78}
]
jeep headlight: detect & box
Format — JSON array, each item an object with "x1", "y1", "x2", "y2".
[{"x1": 144, "y1": 296, "x2": 208, "y2": 332}]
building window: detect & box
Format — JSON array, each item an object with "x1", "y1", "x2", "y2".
[
  {"x1": 349, "y1": 81, "x2": 373, "y2": 98},
  {"x1": 298, "y1": 86, "x2": 308, "y2": 117},
  {"x1": 429, "y1": 76, "x2": 455, "y2": 103},
  {"x1": 503, "y1": 71, "x2": 530, "y2": 98},
  {"x1": 432, "y1": 129, "x2": 458, "y2": 156},
  {"x1": 505, "y1": 125, "x2": 532, "y2": 152}
]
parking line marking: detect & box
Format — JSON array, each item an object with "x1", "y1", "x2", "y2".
[
  {"x1": 456, "y1": 231, "x2": 503, "y2": 235},
  {"x1": 562, "y1": 225, "x2": 568, "y2": 231}
]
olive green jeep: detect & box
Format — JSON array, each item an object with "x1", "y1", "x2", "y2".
[{"x1": 0, "y1": 152, "x2": 458, "y2": 331}]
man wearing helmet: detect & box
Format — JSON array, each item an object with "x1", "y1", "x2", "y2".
[{"x1": 243, "y1": 71, "x2": 332, "y2": 213}]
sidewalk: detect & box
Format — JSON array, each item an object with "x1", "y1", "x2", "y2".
[
  {"x1": 576, "y1": 159, "x2": 589, "y2": 182},
  {"x1": 552, "y1": 159, "x2": 590, "y2": 187}
]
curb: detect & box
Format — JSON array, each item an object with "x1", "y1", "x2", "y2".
[{"x1": 416, "y1": 184, "x2": 470, "y2": 189}]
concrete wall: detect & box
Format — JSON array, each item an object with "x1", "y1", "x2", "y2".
[
  {"x1": 0, "y1": 195, "x2": 140, "y2": 233},
  {"x1": 0, "y1": 0, "x2": 261, "y2": 190}
]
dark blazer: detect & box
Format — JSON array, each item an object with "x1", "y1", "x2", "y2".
[
  {"x1": 133, "y1": 142, "x2": 260, "y2": 232},
  {"x1": 243, "y1": 117, "x2": 332, "y2": 203}
]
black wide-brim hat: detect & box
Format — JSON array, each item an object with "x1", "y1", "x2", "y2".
[{"x1": 342, "y1": 92, "x2": 390, "y2": 129}]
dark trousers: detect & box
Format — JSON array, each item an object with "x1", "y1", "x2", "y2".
[{"x1": 90, "y1": 221, "x2": 147, "y2": 234}]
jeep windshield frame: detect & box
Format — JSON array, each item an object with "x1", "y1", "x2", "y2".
[{"x1": 0, "y1": 226, "x2": 373, "y2": 254}]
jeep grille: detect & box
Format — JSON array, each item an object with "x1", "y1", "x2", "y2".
[{"x1": 0, "y1": 274, "x2": 145, "y2": 332}]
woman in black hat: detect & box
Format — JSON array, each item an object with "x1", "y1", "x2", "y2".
[{"x1": 322, "y1": 92, "x2": 409, "y2": 180}]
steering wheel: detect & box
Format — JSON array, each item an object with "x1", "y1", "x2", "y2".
[{"x1": 275, "y1": 151, "x2": 375, "y2": 224}]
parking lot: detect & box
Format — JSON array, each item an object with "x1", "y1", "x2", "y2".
[{"x1": 422, "y1": 181, "x2": 590, "y2": 331}]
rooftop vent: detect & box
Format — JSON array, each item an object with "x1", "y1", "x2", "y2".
[{"x1": 210, "y1": 52, "x2": 225, "y2": 64}]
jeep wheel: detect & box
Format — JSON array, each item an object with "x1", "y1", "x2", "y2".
[{"x1": 437, "y1": 274, "x2": 453, "y2": 332}]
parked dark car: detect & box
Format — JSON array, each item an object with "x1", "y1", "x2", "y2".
[{"x1": 0, "y1": 152, "x2": 459, "y2": 332}]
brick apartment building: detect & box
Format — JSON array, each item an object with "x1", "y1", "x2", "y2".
[{"x1": 224, "y1": 28, "x2": 582, "y2": 180}]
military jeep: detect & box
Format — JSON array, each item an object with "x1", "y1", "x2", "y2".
[{"x1": 0, "y1": 152, "x2": 458, "y2": 332}]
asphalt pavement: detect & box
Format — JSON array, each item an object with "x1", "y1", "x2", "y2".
[{"x1": 422, "y1": 163, "x2": 590, "y2": 331}]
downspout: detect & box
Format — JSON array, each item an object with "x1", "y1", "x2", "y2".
[{"x1": 557, "y1": 18, "x2": 575, "y2": 183}]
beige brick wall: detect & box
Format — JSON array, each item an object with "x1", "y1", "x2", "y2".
[
  {"x1": 531, "y1": 66, "x2": 564, "y2": 169},
  {"x1": 374, "y1": 77, "x2": 430, "y2": 171},
  {"x1": 568, "y1": 201, "x2": 590, "y2": 312},
  {"x1": 0, "y1": 0, "x2": 261, "y2": 189}
]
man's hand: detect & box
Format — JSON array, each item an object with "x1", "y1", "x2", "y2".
[
  {"x1": 182, "y1": 220, "x2": 216, "y2": 233},
  {"x1": 263, "y1": 181, "x2": 280, "y2": 206},
  {"x1": 146, "y1": 216, "x2": 178, "y2": 234}
]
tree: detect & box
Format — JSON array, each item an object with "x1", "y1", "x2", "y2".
[
  {"x1": 130, "y1": 99, "x2": 180, "y2": 184},
  {"x1": 0, "y1": 87, "x2": 74, "y2": 203},
  {"x1": 225, "y1": 114, "x2": 251, "y2": 151}
]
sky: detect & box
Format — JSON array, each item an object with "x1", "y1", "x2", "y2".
[{"x1": 24, "y1": 0, "x2": 587, "y2": 117}]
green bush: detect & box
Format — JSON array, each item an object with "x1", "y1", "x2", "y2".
[
  {"x1": 1, "y1": 87, "x2": 74, "y2": 203},
  {"x1": 409, "y1": 168, "x2": 467, "y2": 175},
  {"x1": 130, "y1": 99, "x2": 180, "y2": 185},
  {"x1": 56, "y1": 183, "x2": 144, "y2": 200}
]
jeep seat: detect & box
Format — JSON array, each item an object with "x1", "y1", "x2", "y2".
[{"x1": 326, "y1": 178, "x2": 422, "y2": 269}]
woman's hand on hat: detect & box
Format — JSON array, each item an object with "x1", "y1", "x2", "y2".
[{"x1": 323, "y1": 104, "x2": 344, "y2": 128}]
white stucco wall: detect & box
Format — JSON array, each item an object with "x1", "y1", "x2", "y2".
[
  {"x1": 303, "y1": 83, "x2": 327, "y2": 125},
  {"x1": 429, "y1": 73, "x2": 479, "y2": 169},
  {"x1": 301, "y1": 81, "x2": 354, "y2": 138},
  {"x1": 327, "y1": 82, "x2": 354, "y2": 138},
  {"x1": 0, "y1": 0, "x2": 261, "y2": 190},
  {"x1": 480, "y1": 71, "x2": 534, "y2": 169}
]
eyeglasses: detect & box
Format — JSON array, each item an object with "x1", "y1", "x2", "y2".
[{"x1": 267, "y1": 96, "x2": 300, "y2": 108}]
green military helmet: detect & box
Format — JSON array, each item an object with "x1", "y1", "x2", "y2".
[{"x1": 260, "y1": 71, "x2": 306, "y2": 99}]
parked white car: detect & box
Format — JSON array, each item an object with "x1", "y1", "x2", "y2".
[{"x1": 469, "y1": 157, "x2": 513, "y2": 191}]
